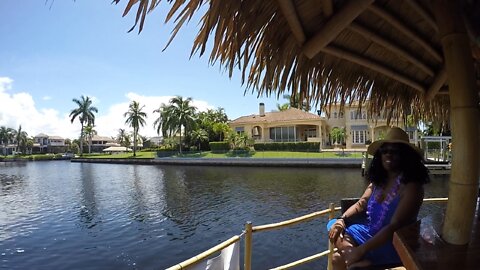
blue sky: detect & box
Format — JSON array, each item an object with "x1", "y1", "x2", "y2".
[{"x1": 0, "y1": 0, "x2": 285, "y2": 139}]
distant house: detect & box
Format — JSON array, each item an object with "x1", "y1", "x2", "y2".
[
  {"x1": 147, "y1": 136, "x2": 163, "y2": 146},
  {"x1": 229, "y1": 103, "x2": 328, "y2": 147},
  {"x1": 33, "y1": 133, "x2": 66, "y2": 153},
  {"x1": 90, "y1": 135, "x2": 118, "y2": 153},
  {"x1": 229, "y1": 102, "x2": 419, "y2": 150}
]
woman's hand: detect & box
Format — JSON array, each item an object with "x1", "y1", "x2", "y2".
[{"x1": 328, "y1": 219, "x2": 345, "y2": 243}]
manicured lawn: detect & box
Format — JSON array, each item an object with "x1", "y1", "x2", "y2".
[
  {"x1": 159, "y1": 150, "x2": 363, "y2": 159},
  {"x1": 81, "y1": 152, "x2": 156, "y2": 159},
  {"x1": 2, "y1": 151, "x2": 363, "y2": 160}
]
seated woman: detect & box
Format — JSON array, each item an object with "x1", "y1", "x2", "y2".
[{"x1": 327, "y1": 127, "x2": 429, "y2": 269}]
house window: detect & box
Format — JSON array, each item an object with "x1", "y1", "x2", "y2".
[
  {"x1": 305, "y1": 128, "x2": 317, "y2": 138},
  {"x1": 235, "y1": 127, "x2": 245, "y2": 134},
  {"x1": 333, "y1": 112, "x2": 338, "y2": 118},
  {"x1": 269, "y1": 126, "x2": 295, "y2": 142},
  {"x1": 352, "y1": 130, "x2": 367, "y2": 144},
  {"x1": 339, "y1": 112, "x2": 344, "y2": 118}
]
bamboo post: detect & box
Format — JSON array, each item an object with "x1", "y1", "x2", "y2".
[
  {"x1": 433, "y1": 0, "x2": 480, "y2": 245},
  {"x1": 327, "y1": 203, "x2": 335, "y2": 270},
  {"x1": 244, "y1": 221, "x2": 253, "y2": 270}
]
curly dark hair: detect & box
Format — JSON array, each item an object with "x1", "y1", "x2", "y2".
[{"x1": 366, "y1": 143, "x2": 430, "y2": 186}]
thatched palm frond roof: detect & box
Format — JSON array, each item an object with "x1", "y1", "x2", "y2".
[{"x1": 113, "y1": 0, "x2": 480, "y2": 125}]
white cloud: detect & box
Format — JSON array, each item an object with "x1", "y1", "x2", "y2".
[
  {"x1": 95, "y1": 92, "x2": 214, "y2": 138},
  {"x1": 0, "y1": 77, "x2": 214, "y2": 140},
  {"x1": 42, "y1": 96, "x2": 52, "y2": 101},
  {"x1": 0, "y1": 77, "x2": 78, "y2": 138}
]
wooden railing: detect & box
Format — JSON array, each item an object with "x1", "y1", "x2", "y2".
[{"x1": 165, "y1": 198, "x2": 448, "y2": 270}]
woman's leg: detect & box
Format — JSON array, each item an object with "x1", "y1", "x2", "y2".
[
  {"x1": 332, "y1": 234, "x2": 355, "y2": 270},
  {"x1": 332, "y1": 234, "x2": 372, "y2": 270}
]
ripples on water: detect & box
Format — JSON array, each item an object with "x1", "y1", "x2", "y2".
[{"x1": 0, "y1": 161, "x2": 449, "y2": 270}]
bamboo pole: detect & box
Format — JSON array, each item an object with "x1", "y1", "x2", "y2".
[
  {"x1": 277, "y1": 0, "x2": 306, "y2": 44},
  {"x1": 368, "y1": 5, "x2": 443, "y2": 62},
  {"x1": 327, "y1": 203, "x2": 335, "y2": 270},
  {"x1": 165, "y1": 235, "x2": 241, "y2": 270},
  {"x1": 303, "y1": 0, "x2": 374, "y2": 58},
  {"x1": 425, "y1": 68, "x2": 448, "y2": 101},
  {"x1": 404, "y1": 0, "x2": 439, "y2": 32},
  {"x1": 321, "y1": 46, "x2": 425, "y2": 92},
  {"x1": 348, "y1": 23, "x2": 435, "y2": 76},
  {"x1": 252, "y1": 208, "x2": 337, "y2": 232},
  {"x1": 270, "y1": 249, "x2": 333, "y2": 270},
  {"x1": 433, "y1": 0, "x2": 480, "y2": 245},
  {"x1": 244, "y1": 222, "x2": 253, "y2": 270}
]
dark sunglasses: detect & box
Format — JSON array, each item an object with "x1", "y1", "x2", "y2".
[{"x1": 379, "y1": 147, "x2": 401, "y2": 155}]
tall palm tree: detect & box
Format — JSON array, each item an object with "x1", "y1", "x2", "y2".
[
  {"x1": 124, "y1": 101, "x2": 147, "y2": 156},
  {"x1": 14, "y1": 125, "x2": 28, "y2": 154},
  {"x1": 83, "y1": 124, "x2": 97, "y2": 154},
  {"x1": 169, "y1": 96, "x2": 197, "y2": 153},
  {"x1": 69, "y1": 96, "x2": 98, "y2": 156}
]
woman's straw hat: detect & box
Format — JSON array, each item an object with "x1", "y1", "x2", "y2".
[{"x1": 367, "y1": 127, "x2": 422, "y2": 156}]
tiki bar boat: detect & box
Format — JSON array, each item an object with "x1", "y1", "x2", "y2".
[{"x1": 115, "y1": 0, "x2": 480, "y2": 269}]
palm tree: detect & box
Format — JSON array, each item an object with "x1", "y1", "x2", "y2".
[
  {"x1": 117, "y1": 128, "x2": 130, "y2": 147},
  {"x1": 0, "y1": 126, "x2": 15, "y2": 156},
  {"x1": 212, "y1": 122, "x2": 231, "y2": 141},
  {"x1": 14, "y1": 125, "x2": 28, "y2": 154},
  {"x1": 153, "y1": 103, "x2": 176, "y2": 137},
  {"x1": 69, "y1": 96, "x2": 98, "y2": 156},
  {"x1": 169, "y1": 96, "x2": 197, "y2": 153},
  {"x1": 83, "y1": 124, "x2": 97, "y2": 154},
  {"x1": 330, "y1": 127, "x2": 346, "y2": 145},
  {"x1": 191, "y1": 128, "x2": 209, "y2": 150},
  {"x1": 276, "y1": 103, "x2": 290, "y2": 111},
  {"x1": 124, "y1": 101, "x2": 147, "y2": 156}
]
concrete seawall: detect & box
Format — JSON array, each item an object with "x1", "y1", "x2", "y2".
[{"x1": 71, "y1": 158, "x2": 362, "y2": 168}]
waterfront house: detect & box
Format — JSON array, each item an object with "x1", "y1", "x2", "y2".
[
  {"x1": 229, "y1": 102, "x2": 419, "y2": 150},
  {"x1": 90, "y1": 135, "x2": 118, "y2": 153},
  {"x1": 33, "y1": 133, "x2": 66, "y2": 154}
]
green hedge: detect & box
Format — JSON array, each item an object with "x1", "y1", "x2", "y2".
[
  {"x1": 254, "y1": 142, "x2": 320, "y2": 152},
  {"x1": 156, "y1": 149, "x2": 176, "y2": 157},
  {"x1": 209, "y1": 142, "x2": 230, "y2": 153}
]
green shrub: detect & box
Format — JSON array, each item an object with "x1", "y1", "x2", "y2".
[
  {"x1": 209, "y1": 142, "x2": 230, "y2": 153},
  {"x1": 253, "y1": 142, "x2": 320, "y2": 152},
  {"x1": 156, "y1": 149, "x2": 176, "y2": 157}
]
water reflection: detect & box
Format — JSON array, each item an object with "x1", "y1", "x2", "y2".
[
  {"x1": 0, "y1": 162, "x2": 450, "y2": 270},
  {"x1": 77, "y1": 163, "x2": 99, "y2": 228}
]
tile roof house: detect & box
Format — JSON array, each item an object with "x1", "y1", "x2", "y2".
[
  {"x1": 229, "y1": 103, "x2": 419, "y2": 150},
  {"x1": 229, "y1": 103, "x2": 329, "y2": 147}
]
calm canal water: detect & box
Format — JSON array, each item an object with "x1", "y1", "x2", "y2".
[{"x1": 0, "y1": 161, "x2": 449, "y2": 270}]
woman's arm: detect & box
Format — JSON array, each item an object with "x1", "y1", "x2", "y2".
[
  {"x1": 329, "y1": 184, "x2": 374, "y2": 243},
  {"x1": 341, "y1": 183, "x2": 374, "y2": 220}
]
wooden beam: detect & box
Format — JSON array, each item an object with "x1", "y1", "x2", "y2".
[
  {"x1": 277, "y1": 0, "x2": 306, "y2": 44},
  {"x1": 322, "y1": 0, "x2": 334, "y2": 17},
  {"x1": 404, "y1": 0, "x2": 439, "y2": 32},
  {"x1": 349, "y1": 23, "x2": 435, "y2": 76},
  {"x1": 321, "y1": 45, "x2": 425, "y2": 92},
  {"x1": 303, "y1": 0, "x2": 374, "y2": 59},
  {"x1": 368, "y1": 5, "x2": 443, "y2": 62},
  {"x1": 425, "y1": 68, "x2": 447, "y2": 100}
]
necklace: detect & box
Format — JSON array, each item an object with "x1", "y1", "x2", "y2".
[{"x1": 367, "y1": 175, "x2": 402, "y2": 233}]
